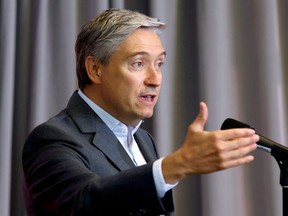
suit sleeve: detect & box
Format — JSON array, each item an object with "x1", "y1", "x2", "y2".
[{"x1": 22, "y1": 123, "x2": 174, "y2": 215}]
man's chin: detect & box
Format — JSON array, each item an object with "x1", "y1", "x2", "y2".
[
  {"x1": 142, "y1": 114, "x2": 154, "y2": 121},
  {"x1": 137, "y1": 111, "x2": 154, "y2": 121}
]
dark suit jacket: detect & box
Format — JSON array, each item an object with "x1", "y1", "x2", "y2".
[{"x1": 22, "y1": 92, "x2": 174, "y2": 216}]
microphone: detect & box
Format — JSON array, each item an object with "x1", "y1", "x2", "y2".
[{"x1": 221, "y1": 118, "x2": 288, "y2": 155}]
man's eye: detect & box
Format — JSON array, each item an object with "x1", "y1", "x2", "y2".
[
  {"x1": 132, "y1": 61, "x2": 143, "y2": 68},
  {"x1": 156, "y1": 61, "x2": 164, "y2": 70}
]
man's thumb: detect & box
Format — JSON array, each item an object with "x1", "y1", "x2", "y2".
[{"x1": 191, "y1": 102, "x2": 208, "y2": 132}]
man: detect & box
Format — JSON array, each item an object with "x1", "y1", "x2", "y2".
[{"x1": 22, "y1": 8, "x2": 259, "y2": 215}]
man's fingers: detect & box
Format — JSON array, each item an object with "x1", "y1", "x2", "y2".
[
  {"x1": 220, "y1": 135, "x2": 258, "y2": 158},
  {"x1": 190, "y1": 102, "x2": 208, "y2": 132},
  {"x1": 223, "y1": 137, "x2": 258, "y2": 156},
  {"x1": 218, "y1": 128, "x2": 257, "y2": 141},
  {"x1": 219, "y1": 155, "x2": 256, "y2": 170}
]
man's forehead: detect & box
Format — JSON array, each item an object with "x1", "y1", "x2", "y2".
[
  {"x1": 127, "y1": 50, "x2": 166, "y2": 59},
  {"x1": 119, "y1": 29, "x2": 165, "y2": 54}
]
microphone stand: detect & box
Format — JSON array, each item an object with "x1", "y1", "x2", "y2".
[
  {"x1": 220, "y1": 118, "x2": 288, "y2": 216},
  {"x1": 269, "y1": 144, "x2": 288, "y2": 216}
]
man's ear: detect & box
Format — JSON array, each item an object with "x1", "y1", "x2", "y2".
[{"x1": 85, "y1": 56, "x2": 102, "y2": 84}]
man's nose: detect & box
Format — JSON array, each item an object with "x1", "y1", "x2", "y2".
[{"x1": 144, "y1": 66, "x2": 162, "y2": 86}]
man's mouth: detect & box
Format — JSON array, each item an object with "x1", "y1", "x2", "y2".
[{"x1": 139, "y1": 95, "x2": 156, "y2": 102}]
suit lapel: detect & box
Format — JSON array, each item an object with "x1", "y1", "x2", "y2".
[
  {"x1": 134, "y1": 131, "x2": 158, "y2": 163},
  {"x1": 67, "y1": 92, "x2": 136, "y2": 171},
  {"x1": 92, "y1": 120, "x2": 136, "y2": 169}
]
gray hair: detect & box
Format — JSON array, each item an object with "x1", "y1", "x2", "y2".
[{"x1": 75, "y1": 8, "x2": 166, "y2": 89}]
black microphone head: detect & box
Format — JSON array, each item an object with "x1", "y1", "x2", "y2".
[{"x1": 221, "y1": 118, "x2": 254, "y2": 130}]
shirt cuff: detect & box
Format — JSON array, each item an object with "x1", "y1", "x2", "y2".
[{"x1": 152, "y1": 157, "x2": 178, "y2": 198}]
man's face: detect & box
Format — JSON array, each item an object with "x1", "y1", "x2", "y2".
[{"x1": 97, "y1": 28, "x2": 165, "y2": 126}]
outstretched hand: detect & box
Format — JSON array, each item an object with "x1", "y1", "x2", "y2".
[{"x1": 162, "y1": 102, "x2": 259, "y2": 184}]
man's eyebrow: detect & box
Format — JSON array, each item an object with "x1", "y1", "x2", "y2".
[
  {"x1": 127, "y1": 51, "x2": 166, "y2": 58},
  {"x1": 160, "y1": 51, "x2": 167, "y2": 57}
]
